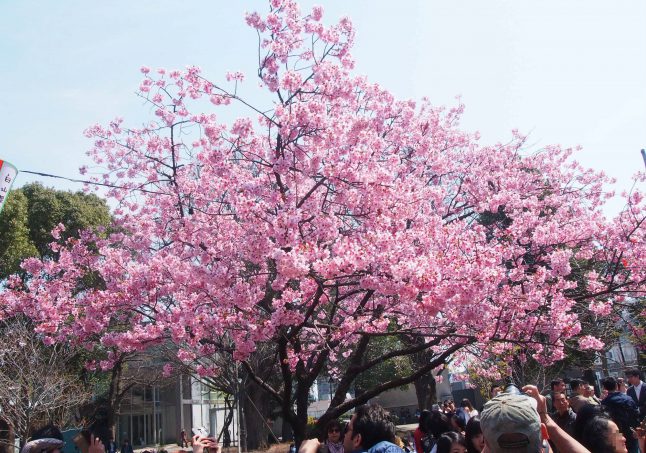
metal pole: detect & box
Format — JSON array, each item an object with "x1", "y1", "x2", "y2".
[
  {"x1": 641, "y1": 149, "x2": 646, "y2": 170},
  {"x1": 153, "y1": 386, "x2": 158, "y2": 446},
  {"x1": 179, "y1": 375, "x2": 185, "y2": 446},
  {"x1": 236, "y1": 364, "x2": 242, "y2": 453}
]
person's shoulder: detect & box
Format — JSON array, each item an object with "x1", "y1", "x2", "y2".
[
  {"x1": 614, "y1": 392, "x2": 638, "y2": 407},
  {"x1": 368, "y1": 441, "x2": 404, "y2": 453}
]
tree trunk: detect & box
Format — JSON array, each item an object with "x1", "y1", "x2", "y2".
[
  {"x1": 413, "y1": 373, "x2": 437, "y2": 411},
  {"x1": 218, "y1": 395, "x2": 235, "y2": 448},
  {"x1": 242, "y1": 381, "x2": 270, "y2": 451},
  {"x1": 106, "y1": 359, "x2": 124, "y2": 439},
  {"x1": 293, "y1": 384, "x2": 310, "y2": 446}
]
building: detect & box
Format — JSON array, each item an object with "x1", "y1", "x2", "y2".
[{"x1": 116, "y1": 377, "x2": 239, "y2": 448}]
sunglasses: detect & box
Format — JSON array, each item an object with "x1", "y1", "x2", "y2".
[{"x1": 328, "y1": 428, "x2": 341, "y2": 433}]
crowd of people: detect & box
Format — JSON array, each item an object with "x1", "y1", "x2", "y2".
[
  {"x1": 298, "y1": 368, "x2": 646, "y2": 453},
  {"x1": 14, "y1": 369, "x2": 646, "y2": 453}
]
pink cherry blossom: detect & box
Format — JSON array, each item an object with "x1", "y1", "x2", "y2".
[{"x1": 2, "y1": 0, "x2": 644, "y2": 443}]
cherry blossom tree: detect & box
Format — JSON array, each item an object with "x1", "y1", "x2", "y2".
[{"x1": 2, "y1": 0, "x2": 645, "y2": 443}]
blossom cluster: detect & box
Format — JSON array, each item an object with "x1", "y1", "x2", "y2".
[{"x1": 2, "y1": 0, "x2": 644, "y2": 382}]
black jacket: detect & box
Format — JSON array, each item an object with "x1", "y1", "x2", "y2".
[
  {"x1": 602, "y1": 391, "x2": 639, "y2": 439},
  {"x1": 627, "y1": 383, "x2": 646, "y2": 420}
]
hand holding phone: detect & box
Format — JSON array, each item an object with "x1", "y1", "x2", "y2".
[{"x1": 192, "y1": 427, "x2": 209, "y2": 437}]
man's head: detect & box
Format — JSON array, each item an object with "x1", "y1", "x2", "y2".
[
  {"x1": 583, "y1": 384, "x2": 595, "y2": 398},
  {"x1": 480, "y1": 393, "x2": 542, "y2": 453},
  {"x1": 343, "y1": 404, "x2": 395, "y2": 453},
  {"x1": 552, "y1": 391, "x2": 570, "y2": 415},
  {"x1": 625, "y1": 368, "x2": 642, "y2": 386},
  {"x1": 550, "y1": 378, "x2": 565, "y2": 393},
  {"x1": 570, "y1": 379, "x2": 586, "y2": 396},
  {"x1": 616, "y1": 377, "x2": 627, "y2": 393},
  {"x1": 21, "y1": 425, "x2": 65, "y2": 453},
  {"x1": 601, "y1": 376, "x2": 618, "y2": 392}
]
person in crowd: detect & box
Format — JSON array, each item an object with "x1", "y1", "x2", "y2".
[
  {"x1": 626, "y1": 368, "x2": 646, "y2": 420},
  {"x1": 572, "y1": 404, "x2": 625, "y2": 451},
  {"x1": 480, "y1": 384, "x2": 589, "y2": 453},
  {"x1": 460, "y1": 399, "x2": 478, "y2": 419},
  {"x1": 600, "y1": 376, "x2": 640, "y2": 453},
  {"x1": 319, "y1": 419, "x2": 344, "y2": 453},
  {"x1": 552, "y1": 391, "x2": 577, "y2": 436},
  {"x1": 616, "y1": 377, "x2": 628, "y2": 394},
  {"x1": 414, "y1": 411, "x2": 431, "y2": 453},
  {"x1": 24, "y1": 426, "x2": 105, "y2": 453},
  {"x1": 21, "y1": 425, "x2": 65, "y2": 453},
  {"x1": 442, "y1": 400, "x2": 456, "y2": 417},
  {"x1": 569, "y1": 379, "x2": 598, "y2": 413},
  {"x1": 635, "y1": 419, "x2": 646, "y2": 453},
  {"x1": 450, "y1": 415, "x2": 466, "y2": 436},
  {"x1": 489, "y1": 385, "x2": 501, "y2": 400},
  {"x1": 180, "y1": 429, "x2": 189, "y2": 448},
  {"x1": 579, "y1": 412, "x2": 628, "y2": 453},
  {"x1": 464, "y1": 417, "x2": 484, "y2": 453},
  {"x1": 544, "y1": 378, "x2": 566, "y2": 414},
  {"x1": 105, "y1": 437, "x2": 118, "y2": 453},
  {"x1": 426, "y1": 411, "x2": 452, "y2": 444},
  {"x1": 583, "y1": 384, "x2": 601, "y2": 404},
  {"x1": 435, "y1": 432, "x2": 467, "y2": 453},
  {"x1": 121, "y1": 439, "x2": 134, "y2": 453},
  {"x1": 299, "y1": 404, "x2": 404, "y2": 453}
]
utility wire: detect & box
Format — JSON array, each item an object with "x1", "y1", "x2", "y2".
[{"x1": 20, "y1": 170, "x2": 168, "y2": 196}]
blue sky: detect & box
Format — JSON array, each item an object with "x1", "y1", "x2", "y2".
[{"x1": 1, "y1": 0, "x2": 644, "y2": 214}]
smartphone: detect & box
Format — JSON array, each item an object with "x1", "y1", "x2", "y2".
[{"x1": 192, "y1": 427, "x2": 209, "y2": 437}]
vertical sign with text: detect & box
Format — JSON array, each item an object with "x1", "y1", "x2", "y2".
[{"x1": 0, "y1": 159, "x2": 18, "y2": 214}]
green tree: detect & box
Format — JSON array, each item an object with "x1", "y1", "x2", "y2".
[
  {"x1": 0, "y1": 183, "x2": 111, "y2": 278},
  {"x1": 0, "y1": 183, "x2": 112, "y2": 440}
]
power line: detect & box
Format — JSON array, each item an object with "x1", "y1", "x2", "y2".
[{"x1": 20, "y1": 170, "x2": 167, "y2": 196}]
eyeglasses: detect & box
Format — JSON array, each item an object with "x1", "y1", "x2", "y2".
[
  {"x1": 343, "y1": 422, "x2": 352, "y2": 436},
  {"x1": 328, "y1": 428, "x2": 340, "y2": 433}
]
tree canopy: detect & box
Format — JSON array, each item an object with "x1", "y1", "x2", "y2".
[
  {"x1": 2, "y1": 0, "x2": 644, "y2": 442},
  {"x1": 0, "y1": 183, "x2": 111, "y2": 278}
]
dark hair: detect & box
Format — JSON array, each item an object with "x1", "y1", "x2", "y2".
[
  {"x1": 460, "y1": 399, "x2": 474, "y2": 411},
  {"x1": 625, "y1": 368, "x2": 641, "y2": 378},
  {"x1": 31, "y1": 425, "x2": 64, "y2": 442},
  {"x1": 464, "y1": 417, "x2": 482, "y2": 453},
  {"x1": 601, "y1": 376, "x2": 618, "y2": 391},
  {"x1": 550, "y1": 378, "x2": 564, "y2": 390},
  {"x1": 580, "y1": 416, "x2": 619, "y2": 453},
  {"x1": 436, "y1": 431, "x2": 467, "y2": 453},
  {"x1": 572, "y1": 404, "x2": 609, "y2": 441},
  {"x1": 569, "y1": 379, "x2": 584, "y2": 391},
  {"x1": 325, "y1": 419, "x2": 342, "y2": 441},
  {"x1": 418, "y1": 410, "x2": 431, "y2": 433},
  {"x1": 426, "y1": 411, "x2": 452, "y2": 438},
  {"x1": 451, "y1": 412, "x2": 467, "y2": 431},
  {"x1": 352, "y1": 404, "x2": 396, "y2": 449}
]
